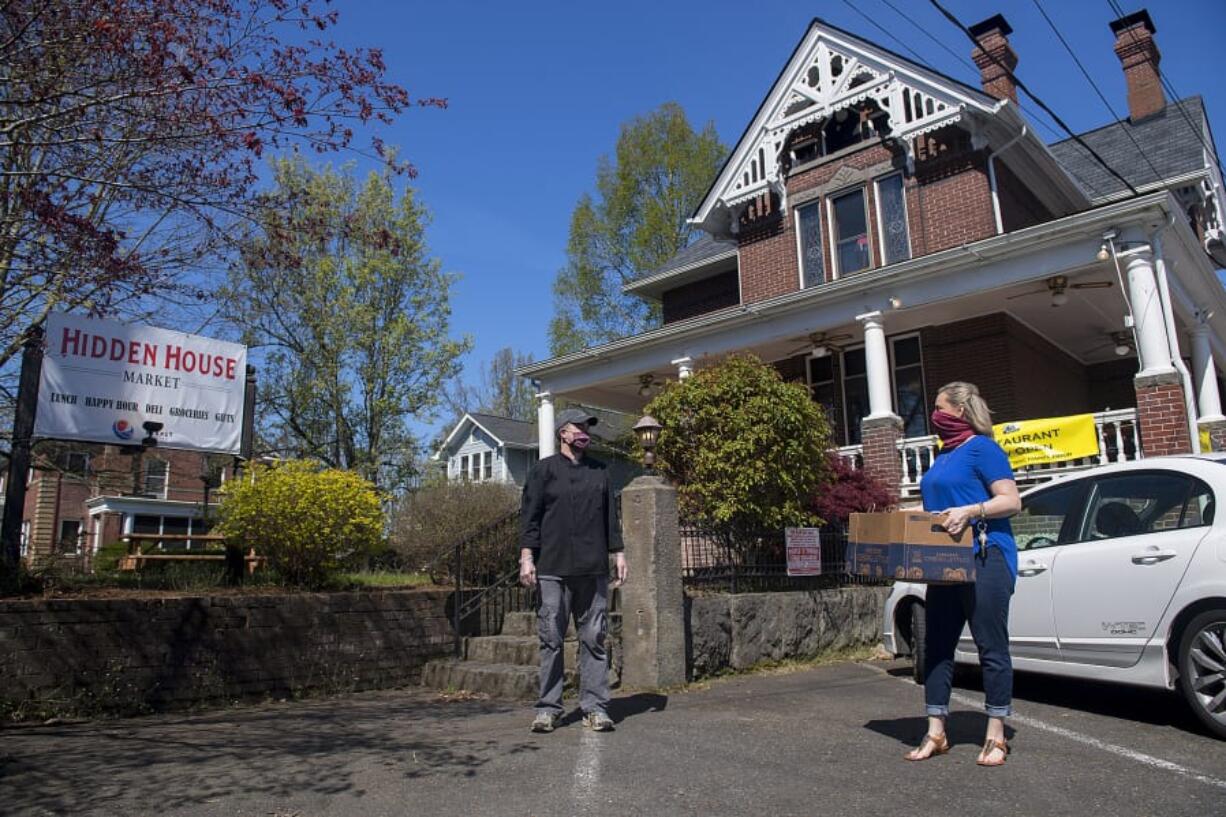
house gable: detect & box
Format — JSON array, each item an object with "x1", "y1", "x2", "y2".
[{"x1": 692, "y1": 18, "x2": 1005, "y2": 238}]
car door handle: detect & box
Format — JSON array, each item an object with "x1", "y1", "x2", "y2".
[
  {"x1": 1018, "y1": 563, "x2": 1048, "y2": 577},
  {"x1": 1131, "y1": 549, "x2": 1178, "y2": 565}
]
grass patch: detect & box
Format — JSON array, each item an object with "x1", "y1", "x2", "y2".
[{"x1": 332, "y1": 570, "x2": 435, "y2": 589}]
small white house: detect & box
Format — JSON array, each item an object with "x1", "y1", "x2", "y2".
[{"x1": 433, "y1": 412, "x2": 540, "y2": 487}]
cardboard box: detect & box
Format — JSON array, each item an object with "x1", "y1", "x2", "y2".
[{"x1": 846, "y1": 511, "x2": 977, "y2": 583}]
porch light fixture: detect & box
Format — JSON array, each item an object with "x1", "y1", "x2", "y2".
[
  {"x1": 1051, "y1": 290, "x2": 1069, "y2": 307},
  {"x1": 810, "y1": 344, "x2": 830, "y2": 359},
  {"x1": 633, "y1": 415, "x2": 663, "y2": 473},
  {"x1": 637, "y1": 373, "x2": 656, "y2": 397},
  {"x1": 888, "y1": 295, "x2": 903, "y2": 310},
  {"x1": 1096, "y1": 242, "x2": 1111, "y2": 262},
  {"x1": 1111, "y1": 331, "x2": 1132, "y2": 356}
]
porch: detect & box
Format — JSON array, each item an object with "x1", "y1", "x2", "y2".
[
  {"x1": 837, "y1": 407, "x2": 1141, "y2": 500},
  {"x1": 517, "y1": 192, "x2": 1226, "y2": 498}
]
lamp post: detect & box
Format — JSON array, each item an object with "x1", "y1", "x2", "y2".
[{"x1": 633, "y1": 415, "x2": 662, "y2": 475}]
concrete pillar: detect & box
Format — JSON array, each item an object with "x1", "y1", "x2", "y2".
[
  {"x1": 1135, "y1": 372, "x2": 1194, "y2": 456},
  {"x1": 1124, "y1": 248, "x2": 1174, "y2": 378},
  {"x1": 536, "y1": 392, "x2": 555, "y2": 458},
  {"x1": 1189, "y1": 322, "x2": 1224, "y2": 421},
  {"x1": 857, "y1": 311, "x2": 894, "y2": 420},
  {"x1": 618, "y1": 474, "x2": 686, "y2": 688}
]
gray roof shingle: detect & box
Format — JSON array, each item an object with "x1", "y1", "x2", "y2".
[
  {"x1": 644, "y1": 233, "x2": 737, "y2": 281},
  {"x1": 469, "y1": 413, "x2": 537, "y2": 447},
  {"x1": 1049, "y1": 97, "x2": 1210, "y2": 200}
]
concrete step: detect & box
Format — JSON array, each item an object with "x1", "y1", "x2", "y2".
[
  {"x1": 421, "y1": 660, "x2": 541, "y2": 700},
  {"x1": 464, "y1": 635, "x2": 538, "y2": 667},
  {"x1": 499, "y1": 611, "x2": 537, "y2": 637}
]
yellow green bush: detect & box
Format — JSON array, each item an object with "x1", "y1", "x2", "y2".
[{"x1": 215, "y1": 460, "x2": 384, "y2": 588}]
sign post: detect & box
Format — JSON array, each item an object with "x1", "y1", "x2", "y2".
[{"x1": 2, "y1": 327, "x2": 45, "y2": 571}]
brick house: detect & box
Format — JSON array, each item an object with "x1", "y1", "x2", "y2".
[
  {"x1": 517, "y1": 10, "x2": 1226, "y2": 500},
  {"x1": 13, "y1": 443, "x2": 233, "y2": 564}
]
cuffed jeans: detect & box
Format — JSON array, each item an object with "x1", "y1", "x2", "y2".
[
  {"x1": 923, "y1": 546, "x2": 1015, "y2": 719},
  {"x1": 536, "y1": 575, "x2": 609, "y2": 716}
]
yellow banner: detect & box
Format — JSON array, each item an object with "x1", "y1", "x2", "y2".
[
  {"x1": 1200, "y1": 428, "x2": 1213, "y2": 453},
  {"x1": 993, "y1": 413, "x2": 1099, "y2": 468}
]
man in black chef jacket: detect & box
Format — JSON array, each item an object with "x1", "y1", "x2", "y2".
[{"x1": 519, "y1": 408, "x2": 628, "y2": 733}]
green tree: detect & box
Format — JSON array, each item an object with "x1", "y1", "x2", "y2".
[
  {"x1": 224, "y1": 155, "x2": 470, "y2": 491},
  {"x1": 549, "y1": 103, "x2": 727, "y2": 354},
  {"x1": 444, "y1": 346, "x2": 537, "y2": 422},
  {"x1": 215, "y1": 460, "x2": 384, "y2": 589},
  {"x1": 644, "y1": 354, "x2": 834, "y2": 537}
]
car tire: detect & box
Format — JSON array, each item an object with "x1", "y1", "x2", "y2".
[
  {"x1": 910, "y1": 602, "x2": 927, "y2": 686},
  {"x1": 1176, "y1": 608, "x2": 1226, "y2": 740}
]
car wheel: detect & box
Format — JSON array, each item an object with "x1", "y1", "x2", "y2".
[
  {"x1": 1177, "y1": 608, "x2": 1226, "y2": 740},
  {"x1": 910, "y1": 602, "x2": 927, "y2": 686}
]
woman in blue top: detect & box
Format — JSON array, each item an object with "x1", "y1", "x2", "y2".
[{"x1": 904, "y1": 382, "x2": 1021, "y2": 767}]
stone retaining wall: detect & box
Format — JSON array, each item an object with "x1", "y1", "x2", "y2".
[
  {"x1": 686, "y1": 586, "x2": 889, "y2": 678},
  {"x1": 0, "y1": 590, "x2": 453, "y2": 717}
]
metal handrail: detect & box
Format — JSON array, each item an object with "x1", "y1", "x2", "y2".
[{"x1": 444, "y1": 509, "x2": 527, "y2": 657}]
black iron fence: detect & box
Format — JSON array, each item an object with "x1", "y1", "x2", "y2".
[{"x1": 680, "y1": 521, "x2": 886, "y2": 593}]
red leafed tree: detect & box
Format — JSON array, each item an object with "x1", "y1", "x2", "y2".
[
  {"x1": 0, "y1": 0, "x2": 441, "y2": 376},
  {"x1": 812, "y1": 453, "x2": 893, "y2": 529}
]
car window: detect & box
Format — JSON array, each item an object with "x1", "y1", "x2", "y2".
[
  {"x1": 1078, "y1": 471, "x2": 1214, "y2": 541},
  {"x1": 1014, "y1": 479, "x2": 1088, "y2": 550}
]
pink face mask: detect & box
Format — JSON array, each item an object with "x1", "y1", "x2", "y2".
[{"x1": 930, "y1": 409, "x2": 975, "y2": 450}]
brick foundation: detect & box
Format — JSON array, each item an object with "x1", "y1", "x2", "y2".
[
  {"x1": 861, "y1": 415, "x2": 903, "y2": 502},
  {"x1": 1134, "y1": 372, "x2": 1193, "y2": 456}
]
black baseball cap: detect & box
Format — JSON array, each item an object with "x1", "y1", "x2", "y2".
[{"x1": 554, "y1": 408, "x2": 598, "y2": 434}]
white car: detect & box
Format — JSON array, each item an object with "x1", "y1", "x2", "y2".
[{"x1": 882, "y1": 455, "x2": 1226, "y2": 739}]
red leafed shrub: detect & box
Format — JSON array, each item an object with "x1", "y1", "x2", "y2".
[{"x1": 811, "y1": 453, "x2": 893, "y2": 529}]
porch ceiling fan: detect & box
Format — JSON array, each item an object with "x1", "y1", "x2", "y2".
[
  {"x1": 1087, "y1": 330, "x2": 1134, "y2": 357},
  {"x1": 785, "y1": 331, "x2": 854, "y2": 358},
  {"x1": 1005, "y1": 275, "x2": 1113, "y2": 307}
]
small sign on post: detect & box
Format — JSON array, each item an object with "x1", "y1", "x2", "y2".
[{"x1": 785, "y1": 527, "x2": 823, "y2": 576}]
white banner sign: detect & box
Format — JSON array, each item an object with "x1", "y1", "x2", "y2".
[
  {"x1": 785, "y1": 527, "x2": 823, "y2": 577},
  {"x1": 34, "y1": 313, "x2": 248, "y2": 454}
]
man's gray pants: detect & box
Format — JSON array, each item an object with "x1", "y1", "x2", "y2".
[{"x1": 535, "y1": 575, "x2": 609, "y2": 716}]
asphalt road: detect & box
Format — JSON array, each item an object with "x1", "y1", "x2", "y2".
[{"x1": 3, "y1": 659, "x2": 1224, "y2": 817}]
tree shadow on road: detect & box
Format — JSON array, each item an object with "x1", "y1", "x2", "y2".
[
  {"x1": 863, "y1": 711, "x2": 1016, "y2": 750},
  {"x1": 0, "y1": 689, "x2": 543, "y2": 815}
]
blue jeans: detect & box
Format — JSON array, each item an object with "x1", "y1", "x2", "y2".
[{"x1": 923, "y1": 546, "x2": 1015, "y2": 718}]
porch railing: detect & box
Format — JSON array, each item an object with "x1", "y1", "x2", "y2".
[{"x1": 836, "y1": 408, "x2": 1141, "y2": 498}]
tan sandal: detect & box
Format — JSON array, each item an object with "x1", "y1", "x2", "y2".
[
  {"x1": 976, "y1": 738, "x2": 1009, "y2": 767},
  {"x1": 904, "y1": 733, "x2": 950, "y2": 761}
]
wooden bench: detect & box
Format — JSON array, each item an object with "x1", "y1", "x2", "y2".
[{"x1": 118, "y1": 533, "x2": 264, "y2": 574}]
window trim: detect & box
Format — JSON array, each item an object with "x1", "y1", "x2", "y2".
[
  {"x1": 873, "y1": 172, "x2": 911, "y2": 266},
  {"x1": 794, "y1": 199, "x2": 825, "y2": 289},
  {"x1": 57, "y1": 519, "x2": 83, "y2": 554},
  {"x1": 144, "y1": 458, "x2": 169, "y2": 499},
  {"x1": 827, "y1": 185, "x2": 872, "y2": 278},
  {"x1": 888, "y1": 332, "x2": 927, "y2": 438},
  {"x1": 840, "y1": 343, "x2": 868, "y2": 445}
]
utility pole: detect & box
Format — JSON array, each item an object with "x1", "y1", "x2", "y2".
[{"x1": 1, "y1": 327, "x2": 45, "y2": 571}]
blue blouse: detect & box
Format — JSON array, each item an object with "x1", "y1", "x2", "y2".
[{"x1": 919, "y1": 435, "x2": 1018, "y2": 579}]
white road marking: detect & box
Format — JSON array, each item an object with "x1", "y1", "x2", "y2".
[
  {"x1": 571, "y1": 727, "x2": 603, "y2": 808},
  {"x1": 862, "y1": 662, "x2": 1226, "y2": 791}
]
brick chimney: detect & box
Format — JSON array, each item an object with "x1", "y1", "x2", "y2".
[
  {"x1": 1111, "y1": 9, "x2": 1165, "y2": 122},
  {"x1": 970, "y1": 14, "x2": 1018, "y2": 104}
]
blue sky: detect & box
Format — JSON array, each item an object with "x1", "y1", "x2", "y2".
[{"x1": 324, "y1": 0, "x2": 1226, "y2": 441}]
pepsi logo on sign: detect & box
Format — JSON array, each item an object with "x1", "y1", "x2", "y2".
[{"x1": 112, "y1": 419, "x2": 135, "y2": 441}]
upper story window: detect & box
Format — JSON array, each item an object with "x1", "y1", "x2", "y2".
[
  {"x1": 796, "y1": 201, "x2": 825, "y2": 288},
  {"x1": 144, "y1": 459, "x2": 168, "y2": 497},
  {"x1": 830, "y1": 189, "x2": 870, "y2": 275},
  {"x1": 875, "y1": 174, "x2": 911, "y2": 265}
]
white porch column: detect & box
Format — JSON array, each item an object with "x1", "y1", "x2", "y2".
[
  {"x1": 671, "y1": 356, "x2": 694, "y2": 379},
  {"x1": 1124, "y1": 247, "x2": 1175, "y2": 377},
  {"x1": 536, "y1": 392, "x2": 556, "y2": 457},
  {"x1": 857, "y1": 311, "x2": 895, "y2": 420},
  {"x1": 1190, "y1": 322, "x2": 1225, "y2": 421}
]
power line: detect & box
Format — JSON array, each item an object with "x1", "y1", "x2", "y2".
[
  {"x1": 871, "y1": 0, "x2": 1064, "y2": 143},
  {"x1": 1031, "y1": 0, "x2": 1164, "y2": 185},
  {"x1": 1105, "y1": 0, "x2": 1226, "y2": 185},
  {"x1": 926, "y1": 0, "x2": 1139, "y2": 196}
]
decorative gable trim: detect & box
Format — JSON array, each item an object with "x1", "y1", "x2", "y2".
[{"x1": 694, "y1": 19, "x2": 1003, "y2": 233}]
